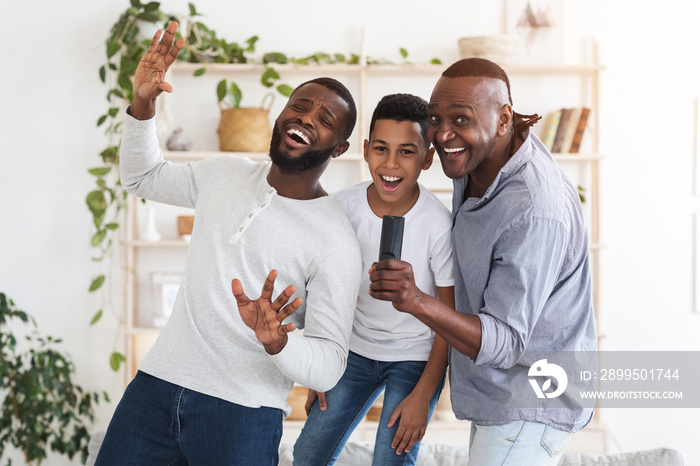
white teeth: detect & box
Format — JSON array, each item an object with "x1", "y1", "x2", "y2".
[
  {"x1": 444, "y1": 147, "x2": 464, "y2": 153},
  {"x1": 381, "y1": 175, "x2": 401, "y2": 182},
  {"x1": 287, "y1": 128, "x2": 310, "y2": 144}
]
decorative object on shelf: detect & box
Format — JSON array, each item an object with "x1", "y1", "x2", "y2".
[
  {"x1": 141, "y1": 202, "x2": 162, "y2": 242},
  {"x1": 177, "y1": 215, "x2": 195, "y2": 242},
  {"x1": 166, "y1": 127, "x2": 192, "y2": 151},
  {"x1": 457, "y1": 35, "x2": 517, "y2": 65},
  {"x1": 217, "y1": 92, "x2": 274, "y2": 153},
  {"x1": 150, "y1": 273, "x2": 183, "y2": 327},
  {"x1": 0, "y1": 293, "x2": 109, "y2": 465},
  {"x1": 505, "y1": 0, "x2": 565, "y2": 65}
]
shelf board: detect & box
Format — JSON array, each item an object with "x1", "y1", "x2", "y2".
[
  {"x1": 163, "y1": 150, "x2": 364, "y2": 162},
  {"x1": 125, "y1": 239, "x2": 190, "y2": 248},
  {"x1": 553, "y1": 154, "x2": 605, "y2": 162},
  {"x1": 166, "y1": 151, "x2": 602, "y2": 164},
  {"x1": 171, "y1": 62, "x2": 603, "y2": 77}
]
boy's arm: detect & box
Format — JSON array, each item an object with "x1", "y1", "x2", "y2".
[{"x1": 387, "y1": 285, "x2": 454, "y2": 455}]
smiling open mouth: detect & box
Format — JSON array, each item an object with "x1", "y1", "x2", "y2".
[
  {"x1": 380, "y1": 175, "x2": 403, "y2": 190},
  {"x1": 443, "y1": 147, "x2": 465, "y2": 156},
  {"x1": 287, "y1": 128, "x2": 310, "y2": 145}
]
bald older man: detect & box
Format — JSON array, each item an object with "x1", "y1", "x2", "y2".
[{"x1": 369, "y1": 58, "x2": 597, "y2": 465}]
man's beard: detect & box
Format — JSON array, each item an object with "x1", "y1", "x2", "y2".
[{"x1": 268, "y1": 126, "x2": 335, "y2": 174}]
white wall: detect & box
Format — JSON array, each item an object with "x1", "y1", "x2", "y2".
[{"x1": 0, "y1": 0, "x2": 698, "y2": 464}]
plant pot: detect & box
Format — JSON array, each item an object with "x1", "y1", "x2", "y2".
[{"x1": 217, "y1": 93, "x2": 274, "y2": 153}]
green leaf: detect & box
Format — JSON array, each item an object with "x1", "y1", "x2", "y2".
[
  {"x1": 139, "y1": 11, "x2": 162, "y2": 22},
  {"x1": 99, "y1": 65, "x2": 106, "y2": 83},
  {"x1": 89, "y1": 275, "x2": 105, "y2": 292},
  {"x1": 91, "y1": 230, "x2": 107, "y2": 247},
  {"x1": 97, "y1": 115, "x2": 107, "y2": 127},
  {"x1": 261, "y1": 66, "x2": 280, "y2": 88},
  {"x1": 109, "y1": 352, "x2": 126, "y2": 371},
  {"x1": 130, "y1": 0, "x2": 141, "y2": 7},
  {"x1": 229, "y1": 82, "x2": 242, "y2": 108},
  {"x1": 90, "y1": 310, "x2": 103, "y2": 326},
  {"x1": 216, "y1": 79, "x2": 227, "y2": 102},
  {"x1": 144, "y1": 1, "x2": 160, "y2": 12},
  {"x1": 277, "y1": 84, "x2": 295, "y2": 97},
  {"x1": 106, "y1": 40, "x2": 121, "y2": 59},
  {"x1": 262, "y1": 52, "x2": 287, "y2": 64},
  {"x1": 430, "y1": 58, "x2": 442, "y2": 65},
  {"x1": 86, "y1": 190, "x2": 106, "y2": 214},
  {"x1": 188, "y1": 2, "x2": 197, "y2": 16},
  {"x1": 108, "y1": 107, "x2": 120, "y2": 118},
  {"x1": 88, "y1": 167, "x2": 112, "y2": 177},
  {"x1": 245, "y1": 35, "x2": 259, "y2": 52},
  {"x1": 193, "y1": 67, "x2": 207, "y2": 77},
  {"x1": 105, "y1": 223, "x2": 119, "y2": 230},
  {"x1": 400, "y1": 48, "x2": 408, "y2": 59},
  {"x1": 334, "y1": 53, "x2": 346, "y2": 63}
]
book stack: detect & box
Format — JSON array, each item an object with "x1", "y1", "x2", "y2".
[{"x1": 540, "y1": 107, "x2": 591, "y2": 154}]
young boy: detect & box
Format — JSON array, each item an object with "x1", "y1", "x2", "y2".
[{"x1": 292, "y1": 93, "x2": 455, "y2": 466}]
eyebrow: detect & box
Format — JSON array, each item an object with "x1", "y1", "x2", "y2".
[
  {"x1": 428, "y1": 102, "x2": 476, "y2": 112},
  {"x1": 372, "y1": 138, "x2": 419, "y2": 148},
  {"x1": 296, "y1": 97, "x2": 337, "y2": 121}
]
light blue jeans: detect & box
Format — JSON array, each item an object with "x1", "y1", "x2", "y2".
[
  {"x1": 467, "y1": 420, "x2": 573, "y2": 465},
  {"x1": 293, "y1": 351, "x2": 444, "y2": 465}
]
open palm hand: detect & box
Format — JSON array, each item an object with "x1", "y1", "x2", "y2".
[
  {"x1": 231, "y1": 270, "x2": 302, "y2": 354},
  {"x1": 133, "y1": 21, "x2": 184, "y2": 103}
]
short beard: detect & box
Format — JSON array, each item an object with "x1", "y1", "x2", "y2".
[{"x1": 268, "y1": 126, "x2": 335, "y2": 174}]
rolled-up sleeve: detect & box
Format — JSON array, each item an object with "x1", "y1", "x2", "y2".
[{"x1": 475, "y1": 217, "x2": 568, "y2": 368}]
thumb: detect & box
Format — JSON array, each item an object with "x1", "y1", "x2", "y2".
[
  {"x1": 387, "y1": 404, "x2": 401, "y2": 428},
  {"x1": 318, "y1": 392, "x2": 328, "y2": 411}
]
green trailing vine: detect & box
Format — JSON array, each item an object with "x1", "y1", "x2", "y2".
[{"x1": 90, "y1": 0, "x2": 443, "y2": 371}]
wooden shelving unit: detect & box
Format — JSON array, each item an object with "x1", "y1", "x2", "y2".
[{"x1": 121, "y1": 42, "x2": 606, "y2": 454}]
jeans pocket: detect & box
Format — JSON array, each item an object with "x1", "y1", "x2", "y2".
[{"x1": 540, "y1": 425, "x2": 572, "y2": 457}]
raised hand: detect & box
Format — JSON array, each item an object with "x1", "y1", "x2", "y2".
[
  {"x1": 231, "y1": 270, "x2": 302, "y2": 355},
  {"x1": 130, "y1": 21, "x2": 185, "y2": 119}
]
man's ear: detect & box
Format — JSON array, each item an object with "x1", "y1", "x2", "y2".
[
  {"x1": 363, "y1": 139, "x2": 370, "y2": 162},
  {"x1": 497, "y1": 104, "x2": 514, "y2": 137},
  {"x1": 331, "y1": 140, "x2": 350, "y2": 158},
  {"x1": 422, "y1": 147, "x2": 435, "y2": 171}
]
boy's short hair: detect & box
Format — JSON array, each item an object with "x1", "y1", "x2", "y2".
[
  {"x1": 292, "y1": 77, "x2": 357, "y2": 141},
  {"x1": 369, "y1": 93, "x2": 430, "y2": 149}
]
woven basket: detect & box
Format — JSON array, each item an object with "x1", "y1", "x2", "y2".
[{"x1": 217, "y1": 93, "x2": 274, "y2": 153}]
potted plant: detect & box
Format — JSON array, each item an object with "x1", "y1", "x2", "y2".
[{"x1": 0, "y1": 293, "x2": 108, "y2": 465}]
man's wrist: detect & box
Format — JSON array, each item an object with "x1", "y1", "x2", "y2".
[
  {"x1": 263, "y1": 334, "x2": 288, "y2": 355},
  {"x1": 128, "y1": 97, "x2": 156, "y2": 120}
]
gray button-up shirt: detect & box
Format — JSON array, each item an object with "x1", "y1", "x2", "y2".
[{"x1": 448, "y1": 129, "x2": 597, "y2": 432}]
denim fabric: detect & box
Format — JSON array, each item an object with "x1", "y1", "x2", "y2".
[
  {"x1": 95, "y1": 371, "x2": 282, "y2": 465},
  {"x1": 293, "y1": 351, "x2": 444, "y2": 466},
  {"x1": 467, "y1": 420, "x2": 573, "y2": 465}
]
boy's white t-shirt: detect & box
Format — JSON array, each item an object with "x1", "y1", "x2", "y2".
[{"x1": 333, "y1": 181, "x2": 454, "y2": 362}]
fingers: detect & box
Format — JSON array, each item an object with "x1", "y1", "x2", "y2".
[
  {"x1": 155, "y1": 21, "x2": 179, "y2": 57},
  {"x1": 271, "y1": 284, "x2": 297, "y2": 312},
  {"x1": 317, "y1": 391, "x2": 328, "y2": 412},
  {"x1": 231, "y1": 279, "x2": 251, "y2": 306},
  {"x1": 260, "y1": 269, "x2": 278, "y2": 301}
]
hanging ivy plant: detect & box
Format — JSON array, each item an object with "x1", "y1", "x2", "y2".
[{"x1": 90, "y1": 0, "x2": 442, "y2": 371}]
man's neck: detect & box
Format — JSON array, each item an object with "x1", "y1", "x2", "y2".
[
  {"x1": 267, "y1": 165, "x2": 327, "y2": 200},
  {"x1": 466, "y1": 134, "x2": 524, "y2": 199}
]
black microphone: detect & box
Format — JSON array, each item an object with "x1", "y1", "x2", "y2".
[{"x1": 378, "y1": 215, "x2": 405, "y2": 261}]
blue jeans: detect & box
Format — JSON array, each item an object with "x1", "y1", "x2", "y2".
[
  {"x1": 95, "y1": 371, "x2": 283, "y2": 465},
  {"x1": 467, "y1": 420, "x2": 573, "y2": 465},
  {"x1": 293, "y1": 351, "x2": 444, "y2": 466}
]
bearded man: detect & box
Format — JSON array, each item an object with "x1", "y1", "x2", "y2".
[{"x1": 95, "y1": 22, "x2": 361, "y2": 466}]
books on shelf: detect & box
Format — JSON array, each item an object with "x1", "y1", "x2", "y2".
[{"x1": 540, "y1": 106, "x2": 591, "y2": 154}]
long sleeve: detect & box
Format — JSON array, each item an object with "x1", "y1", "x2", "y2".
[{"x1": 120, "y1": 111, "x2": 198, "y2": 208}]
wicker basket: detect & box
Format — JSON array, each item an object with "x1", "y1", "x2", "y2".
[
  {"x1": 458, "y1": 35, "x2": 517, "y2": 65},
  {"x1": 217, "y1": 93, "x2": 274, "y2": 153}
]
